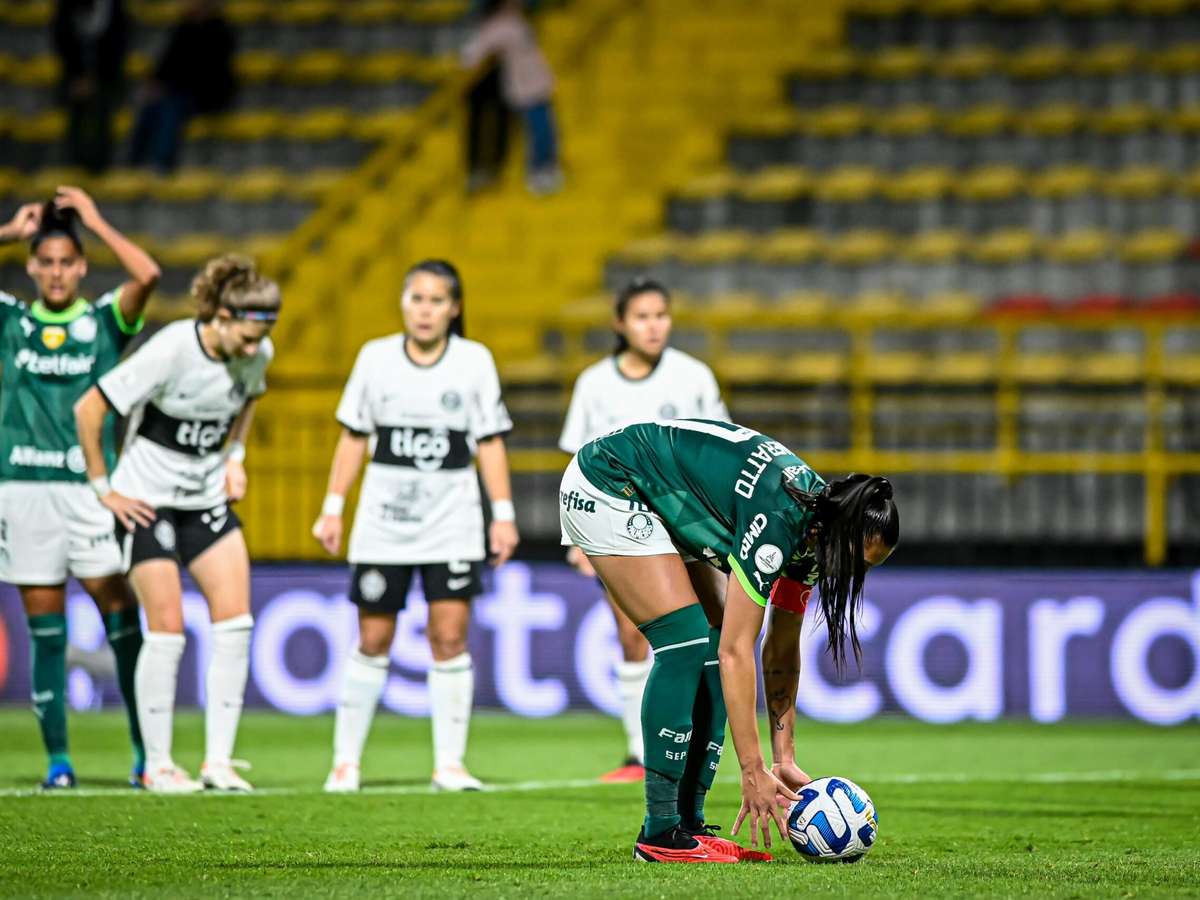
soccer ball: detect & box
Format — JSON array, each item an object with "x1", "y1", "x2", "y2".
[{"x1": 786, "y1": 776, "x2": 878, "y2": 863}]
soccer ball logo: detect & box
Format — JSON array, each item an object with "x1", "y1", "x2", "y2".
[{"x1": 786, "y1": 776, "x2": 878, "y2": 863}]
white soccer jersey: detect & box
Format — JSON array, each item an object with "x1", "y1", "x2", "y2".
[
  {"x1": 98, "y1": 319, "x2": 272, "y2": 510},
  {"x1": 337, "y1": 333, "x2": 512, "y2": 565},
  {"x1": 558, "y1": 347, "x2": 728, "y2": 453}
]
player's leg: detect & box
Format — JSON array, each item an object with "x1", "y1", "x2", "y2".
[
  {"x1": 185, "y1": 519, "x2": 254, "y2": 792},
  {"x1": 601, "y1": 590, "x2": 652, "y2": 783},
  {"x1": 326, "y1": 564, "x2": 411, "y2": 792},
  {"x1": 424, "y1": 561, "x2": 483, "y2": 792},
  {"x1": 588, "y1": 553, "x2": 735, "y2": 863}
]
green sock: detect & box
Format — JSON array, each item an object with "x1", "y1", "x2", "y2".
[
  {"x1": 678, "y1": 627, "x2": 727, "y2": 828},
  {"x1": 637, "y1": 604, "x2": 711, "y2": 838},
  {"x1": 28, "y1": 613, "x2": 70, "y2": 766},
  {"x1": 105, "y1": 607, "x2": 145, "y2": 768}
]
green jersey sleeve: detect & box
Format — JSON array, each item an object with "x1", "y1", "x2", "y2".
[
  {"x1": 0, "y1": 290, "x2": 20, "y2": 323},
  {"x1": 94, "y1": 287, "x2": 144, "y2": 349}
]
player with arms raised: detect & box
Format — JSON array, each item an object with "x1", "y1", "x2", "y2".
[
  {"x1": 314, "y1": 260, "x2": 518, "y2": 793},
  {"x1": 559, "y1": 278, "x2": 728, "y2": 782},
  {"x1": 559, "y1": 420, "x2": 898, "y2": 862},
  {"x1": 75, "y1": 255, "x2": 280, "y2": 793},
  {"x1": 0, "y1": 190, "x2": 158, "y2": 789}
]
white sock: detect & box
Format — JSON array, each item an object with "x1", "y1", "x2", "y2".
[
  {"x1": 428, "y1": 652, "x2": 474, "y2": 771},
  {"x1": 205, "y1": 614, "x2": 253, "y2": 766},
  {"x1": 136, "y1": 631, "x2": 186, "y2": 772},
  {"x1": 617, "y1": 657, "x2": 653, "y2": 764},
  {"x1": 332, "y1": 650, "x2": 389, "y2": 767}
]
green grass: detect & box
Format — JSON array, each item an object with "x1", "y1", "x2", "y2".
[{"x1": 0, "y1": 710, "x2": 1198, "y2": 898}]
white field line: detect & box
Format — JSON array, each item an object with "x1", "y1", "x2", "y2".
[{"x1": 1, "y1": 769, "x2": 1199, "y2": 800}]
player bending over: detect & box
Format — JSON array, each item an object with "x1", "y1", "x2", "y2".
[
  {"x1": 313, "y1": 260, "x2": 518, "y2": 793},
  {"x1": 0, "y1": 191, "x2": 158, "y2": 789},
  {"x1": 75, "y1": 254, "x2": 280, "y2": 793},
  {"x1": 559, "y1": 420, "x2": 898, "y2": 862},
  {"x1": 559, "y1": 277, "x2": 728, "y2": 783}
]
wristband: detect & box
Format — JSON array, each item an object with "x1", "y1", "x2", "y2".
[
  {"x1": 226, "y1": 441, "x2": 246, "y2": 463},
  {"x1": 491, "y1": 499, "x2": 515, "y2": 522},
  {"x1": 321, "y1": 494, "x2": 345, "y2": 517},
  {"x1": 89, "y1": 475, "x2": 112, "y2": 498}
]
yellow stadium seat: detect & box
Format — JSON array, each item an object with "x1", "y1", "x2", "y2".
[
  {"x1": 1151, "y1": 42, "x2": 1200, "y2": 76},
  {"x1": 846, "y1": 0, "x2": 911, "y2": 14},
  {"x1": 150, "y1": 168, "x2": 223, "y2": 203},
  {"x1": 675, "y1": 170, "x2": 739, "y2": 200},
  {"x1": 12, "y1": 111, "x2": 66, "y2": 142},
  {"x1": 955, "y1": 165, "x2": 1025, "y2": 202},
  {"x1": 1042, "y1": 229, "x2": 1112, "y2": 264},
  {"x1": 933, "y1": 46, "x2": 1000, "y2": 80},
  {"x1": 813, "y1": 166, "x2": 879, "y2": 203},
  {"x1": 1004, "y1": 44, "x2": 1071, "y2": 80},
  {"x1": 776, "y1": 290, "x2": 834, "y2": 318},
  {"x1": 790, "y1": 48, "x2": 858, "y2": 81},
  {"x1": 749, "y1": 229, "x2": 824, "y2": 263},
  {"x1": 874, "y1": 105, "x2": 939, "y2": 137},
  {"x1": 1020, "y1": 103, "x2": 1085, "y2": 136},
  {"x1": 1091, "y1": 105, "x2": 1158, "y2": 135},
  {"x1": 350, "y1": 109, "x2": 418, "y2": 141},
  {"x1": 971, "y1": 228, "x2": 1037, "y2": 263},
  {"x1": 864, "y1": 47, "x2": 929, "y2": 82},
  {"x1": 281, "y1": 51, "x2": 347, "y2": 86},
  {"x1": 736, "y1": 167, "x2": 812, "y2": 202},
  {"x1": 220, "y1": 168, "x2": 290, "y2": 203},
  {"x1": 406, "y1": 1, "x2": 469, "y2": 24},
  {"x1": 90, "y1": 169, "x2": 159, "y2": 203},
  {"x1": 610, "y1": 235, "x2": 681, "y2": 266},
  {"x1": 946, "y1": 104, "x2": 1011, "y2": 138},
  {"x1": 341, "y1": 2, "x2": 410, "y2": 26},
  {"x1": 1102, "y1": 165, "x2": 1171, "y2": 200},
  {"x1": 223, "y1": 1, "x2": 271, "y2": 26},
  {"x1": 7, "y1": 54, "x2": 58, "y2": 88},
  {"x1": 234, "y1": 51, "x2": 285, "y2": 84},
  {"x1": 1058, "y1": 0, "x2": 1119, "y2": 13},
  {"x1": 675, "y1": 231, "x2": 751, "y2": 264},
  {"x1": 805, "y1": 105, "x2": 869, "y2": 138},
  {"x1": 988, "y1": 0, "x2": 1050, "y2": 13},
  {"x1": 211, "y1": 110, "x2": 283, "y2": 142},
  {"x1": 1074, "y1": 43, "x2": 1141, "y2": 77},
  {"x1": 26, "y1": 168, "x2": 92, "y2": 199},
  {"x1": 1028, "y1": 165, "x2": 1098, "y2": 198},
  {"x1": 901, "y1": 229, "x2": 967, "y2": 262},
  {"x1": 884, "y1": 166, "x2": 954, "y2": 202},
  {"x1": 3, "y1": 2, "x2": 51, "y2": 27},
  {"x1": 826, "y1": 231, "x2": 896, "y2": 266},
  {"x1": 923, "y1": 0, "x2": 980, "y2": 14},
  {"x1": 1120, "y1": 228, "x2": 1188, "y2": 263},
  {"x1": 155, "y1": 234, "x2": 229, "y2": 269},
  {"x1": 270, "y1": 0, "x2": 336, "y2": 26},
  {"x1": 1127, "y1": 0, "x2": 1189, "y2": 13},
  {"x1": 348, "y1": 52, "x2": 420, "y2": 84},
  {"x1": 283, "y1": 109, "x2": 351, "y2": 141}
]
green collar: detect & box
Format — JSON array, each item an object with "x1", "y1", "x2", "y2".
[{"x1": 31, "y1": 298, "x2": 89, "y2": 324}]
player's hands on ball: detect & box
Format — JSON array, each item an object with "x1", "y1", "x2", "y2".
[
  {"x1": 772, "y1": 760, "x2": 813, "y2": 791},
  {"x1": 312, "y1": 515, "x2": 342, "y2": 556},
  {"x1": 101, "y1": 491, "x2": 156, "y2": 531},
  {"x1": 565, "y1": 545, "x2": 595, "y2": 577},
  {"x1": 489, "y1": 520, "x2": 519, "y2": 566},
  {"x1": 733, "y1": 764, "x2": 799, "y2": 849},
  {"x1": 224, "y1": 461, "x2": 248, "y2": 502}
]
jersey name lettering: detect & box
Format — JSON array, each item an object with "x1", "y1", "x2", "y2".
[
  {"x1": 734, "y1": 440, "x2": 791, "y2": 499},
  {"x1": 373, "y1": 426, "x2": 471, "y2": 471}
]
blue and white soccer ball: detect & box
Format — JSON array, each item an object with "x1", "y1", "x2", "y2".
[{"x1": 786, "y1": 776, "x2": 878, "y2": 863}]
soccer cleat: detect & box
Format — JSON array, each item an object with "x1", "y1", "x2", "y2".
[
  {"x1": 431, "y1": 766, "x2": 484, "y2": 792},
  {"x1": 633, "y1": 826, "x2": 739, "y2": 863},
  {"x1": 129, "y1": 761, "x2": 146, "y2": 789},
  {"x1": 42, "y1": 762, "x2": 76, "y2": 790},
  {"x1": 201, "y1": 760, "x2": 254, "y2": 792},
  {"x1": 324, "y1": 762, "x2": 361, "y2": 793},
  {"x1": 682, "y1": 822, "x2": 773, "y2": 862},
  {"x1": 142, "y1": 763, "x2": 204, "y2": 794},
  {"x1": 599, "y1": 757, "x2": 645, "y2": 784}
]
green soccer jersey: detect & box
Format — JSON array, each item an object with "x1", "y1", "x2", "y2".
[
  {"x1": 0, "y1": 289, "x2": 142, "y2": 483},
  {"x1": 576, "y1": 419, "x2": 827, "y2": 607}
]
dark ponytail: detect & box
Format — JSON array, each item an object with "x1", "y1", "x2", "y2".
[
  {"x1": 784, "y1": 473, "x2": 899, "y2": 673},
  {"x1": 31, "y1": 201, "x2": 83, "y2": 255},
  {"x1": 404, "y1": 259, "x2": 465, "y2": 337},
  {"x1": 612, "y1": 276, "x2": 670, "y2": 354}
]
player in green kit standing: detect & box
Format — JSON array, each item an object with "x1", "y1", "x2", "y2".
[
  {"x1": 0, "y1": 190, "x2": 160, "y2": 788},
  {"x1": 560, "y1": 420, "x2": 899, "y2": 862}
]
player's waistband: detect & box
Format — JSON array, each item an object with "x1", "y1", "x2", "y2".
[
  {"x1": 371, "y1": 425, "x2": 472, "y2": 471},
  {"x1": 137, "y1": 403, "x2": 234, "y2": 458}
]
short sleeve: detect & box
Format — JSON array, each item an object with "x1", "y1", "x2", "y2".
[
  {"x1": 95, "y1": 286, "x2": 144, "y2": 347},
  {"x1": 0, "y1": 291, "x2": 19, "y2": 323},
  {"x1": 97, "y1": 325, "x2": 177, "y2": 415},
  {"x1": 726, "y1": 507, "x2": 802, "y2": 608},
  {"x1": 468, "y1": 345, "x2": 513, "y2": 441},
  {"x1": 334, "y1": 345, "x2": 374, "y2": 435},
  {"x1": 558, "y1": 371, "x2": 591, "y2": 454},
  {"x1": 699, "y1": 365, "x2": 729, "y2": 422}
]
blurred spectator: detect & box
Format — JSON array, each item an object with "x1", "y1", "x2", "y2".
[
  {"x1": 462, "y1": 0, "x2": 562, "y2": 195},
  {"x1": 129, "y1": 0, "x2": 236, "y2": 173},
  {"x1": 53, "y1": 0, "x2": 128, "y2": 173},
  {"x1": 465, "y1": 64, "x2": 511, "y2": 194}
]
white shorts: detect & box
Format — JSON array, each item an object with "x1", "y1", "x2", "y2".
[
  {"x1": 0, "y1": 481, "x2": 122, "y2": 584},
  {"x1": 558, "y1": 456, "x2": 679, "y2": 558}
]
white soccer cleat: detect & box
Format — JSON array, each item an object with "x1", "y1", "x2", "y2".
[
  {"x1": 142, "y1": 763, "x2": 204, "y2": 794},
  {"x1": 431, "y1": 766, "x2": 484, "y2": 792},
  {"x1": 201, "y1": 759, "x2": 254, "y2": 792},
  {"x1": 323, "y1": 762, "x2": 361, "y2": 793}
]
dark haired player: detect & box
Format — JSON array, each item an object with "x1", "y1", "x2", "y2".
[{"x1": 0, "y1": 190, "x2": 159, "y2": 789}]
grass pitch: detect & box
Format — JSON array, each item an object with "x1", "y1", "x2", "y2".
[{"x1": 0, "y1": 710, "x2": 1197, "y2": 898}]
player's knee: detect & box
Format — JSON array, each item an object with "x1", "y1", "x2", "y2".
[
  {"x1": 618, "y1": 625, "x2": 650, "y2": 662},
  {"x1": 428, "y1": 632, "x2": 467, "y2": 661},
  {"x1": 358, "y1": 632, "x2": 393, "y2": 657}
]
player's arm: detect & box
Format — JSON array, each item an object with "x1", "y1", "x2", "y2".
[
  {"x1": 762, "y1": 605, "x2": 812, "y2": 790},
  {"x1": 477, "y1": 435, "x2": 519, "y2": 566},
  {"x1": 54, "y1": 186, "x2": 160, "y2": 323},
  {"x1": 0, "y1": 203, "x2": 42, "y2": 243},
  {"x1": 720, "y1": 564, "x2": 800, "y2": 848},
  {"x1": 311, "y1": 428, "x2": 368, "y2": 556},
  {"x1": 223, "y1": 399, "x2": 257, "y2": 502},
  {"x1": 74, "y1": 386, "x2": 156, "y2": 530}
]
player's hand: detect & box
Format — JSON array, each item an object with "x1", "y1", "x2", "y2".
[
  {"x1": 224, "y1": 460, "x2": 248, "y2": 502},
  {"x1": 54, "y1": 186, "x2": 102, "y2": 230},
  {"x1": 312, "y1": 514, "x2": 342, "y2": 556},
  {"x1": 3, "y1": 203, "x2": 42, "y2": 241},
  {"x1": 489, "y1": 519, "x2": 519, "y2": 566},
  {"x1": 101, "y1": 491, "x2": 156, "y2": 531},
  {"x1": 565, "y1": 545, "x2": 596, "y2": 577},
  {"x1": 772, "y1": 760, "x2": 813, "y2": 792},
  {"x1": 732, "y1": 764, "x2": 799, "y2": 849}
]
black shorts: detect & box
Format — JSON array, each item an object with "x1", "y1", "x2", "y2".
[
  {"x1": 117, "y1": 503, "x2": 242, "y2": 570},
  {"x1": 349, "y1": 561, "x2": 484, "y2": 611}
]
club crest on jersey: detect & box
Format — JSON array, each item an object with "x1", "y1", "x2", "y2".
[
  {"x1": 441, "y1": 391, "x2": 462, "y2": 411},
  {"x1": 755, "y1": 543, "x2": 783, "y2": 575},
  {"x1": 626, "y1": 513, "x2": 655, "y2": 540},
  {"x1": 560, "y1": 490, "x2": 596, "y2": 514},
  {"x1": 41, "y1": 326, "x2": 67, "y2": 350},
  {"x1": 358, "y1": 569, "x2": 387, "y2": 603},
  {"x1": 69, "y1": 315, "x2": 97, "y2": 343}
]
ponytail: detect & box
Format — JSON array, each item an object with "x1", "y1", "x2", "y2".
[
  {"x1": 191, "y1": 254, "x2": 281, "y2": 323},
  {"x1": 404, "y1": 259, "x2": 465, "y2": 337},
  {"x1": 612, "y1": 276, "x2": 670, "y2": 355},
  {"x1": 31, "y1": 201, "x2": 83, "y2": 255},
  {"x1": 784, "y1": 473, "x2": 899, "y2": 672}
]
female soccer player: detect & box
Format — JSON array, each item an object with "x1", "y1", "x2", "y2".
[
  {"x1": 559, "y1": 420, "x2": 898, "y2": 862},
  {"x1": 0, "y1": 190, "x2": 158, "y2": 789},
  {"x1": 559, "y1": 278, "x2": 728, "y2": 783},
  {"x1": 313, "y1": 259, "x2": 518, "y2": 793},
  {"x1": 74, "y1": 254, "x2": 280, "y2": 793}
]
